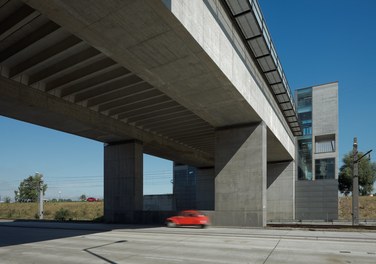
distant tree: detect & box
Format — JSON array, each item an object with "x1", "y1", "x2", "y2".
[
  {"x1": 14, "y1": 173, "x2": 47, "y2": 202},
  {"x1": 338, "y1": 151, "x2": 376, "y2": 196},
  {"x1": 79, "y1": 194, "x2": 87, "y2": 201},
  {"x1": 4, "y1": 196, "x2": 11, "y2": 203}
]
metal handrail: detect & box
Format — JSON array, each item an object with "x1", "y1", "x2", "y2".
[{"x1": 249, "y1": 0, "x2": 296, "y2": 112}]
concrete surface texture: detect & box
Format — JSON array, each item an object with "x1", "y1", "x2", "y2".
[
  {"x1": 0, "y1": 0, "x2": 295, "y2": 166},
  {"x1": 215, "y1": 123, "x2": 267, "y2": 227},
  {"x1": 104, "y1": 142, "x2": 143, "y2": 223},
  {"x1": 0, "y1": 221, "x2": 375, "y2": 264},
  {"x1": 312, "y1": 83, "x2": 338, "y2": 144},
  {"x1": 168, "y1": 0, "x2": 296, "y2": 161},
  {"x1": 267, "y1": 161, "x2": 295, "y2": 221},
  {"x1": 0, "y1": 0, "x2": 302, "y2": 226},
  {"x1": 312, "y1": 82, "x2": 339, "y2": 179}
]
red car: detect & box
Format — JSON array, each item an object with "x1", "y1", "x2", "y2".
[
  {"x1": 86, "y1": 197, "x2": 97, "y2": 202},
  {"x1": 166, "y1": 210, "x2": 210, "y2": 228}
]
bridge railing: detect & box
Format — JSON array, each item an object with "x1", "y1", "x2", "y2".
[{"x1": 223, "y1": 0, "x2": 302, "y2": 136}]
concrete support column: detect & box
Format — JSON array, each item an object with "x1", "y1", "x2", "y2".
[
  {"x1": 104, "y1": 141, "x2": 143, "y2": 223},
  {"x1": 267, "y1": 161, "x2": 295, "y2": 221},
  {"x1": 196, "y1": 167, "x2": 215, "y2": 210},
  {"x1": 214, "y1": 122, "x2": 267, "y2": 227}
]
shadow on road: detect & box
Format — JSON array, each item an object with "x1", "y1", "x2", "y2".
[
  {"x1": 83, "y1": 240, "x2": 128, "y2": 264},
  {"x1": 0, "y1": 221, "x2": 109, "y2": 247},
  {"x1": 0, "y1": 220, "x2": 158, "y2": 248}
]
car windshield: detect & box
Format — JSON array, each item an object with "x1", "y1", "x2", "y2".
[{"x1": 179, "y1": 211, "x2": 203, "y2": 217}]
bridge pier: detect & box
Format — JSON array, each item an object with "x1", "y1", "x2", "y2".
[
  {"x1": 214, "y1": 122, "x2": 267, "y2": 227},
  {"x1": 267, "y1": 161, "x2": 295, "y2": 221},
  {"x1": 104, "y1": 141, "x2": 143, "y2": 223}
]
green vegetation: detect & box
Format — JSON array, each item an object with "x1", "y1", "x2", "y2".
[
  {"x1": 54, "y1": 208, "x2": 74, "y2": 221},
  {"x1": 79, "y1": 194, "x2": 87, "y2": 201},
  {"x1": 338, "y1": 151, "x2": 376, "y2": 196},
  {"x1": 14, "y1": 173, "x2": 47, "y2": 202},
  {"x1": 0, "y1": 201, "x2": 103, "y2": 221},
  {"x1": 1, "y1": 197, "x2": 376, "y2": 222}
]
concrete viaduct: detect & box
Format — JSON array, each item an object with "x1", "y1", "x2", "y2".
[{"x1": 0, "y1": 0, "x2": 301, "y2": 227}]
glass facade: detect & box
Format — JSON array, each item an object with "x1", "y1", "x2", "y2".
[
  {"x1": 297, "y1": 138, "x2": 312, "y2": 180},
  {"x1": 299, "y1": 112, "x2": 312, "y2": 136},
  {"x1": 296, "y1": 88, "x2": 313, "y2": 180},
  {"x1": 173, "y1": 165, "x2": 196, "y2": 210},
  {"x1": 315, "y1": 158, "x2": 335, "y2": 179},
  {"x1": 296, "y1": 86, "x2": 337, "y2": 181}
]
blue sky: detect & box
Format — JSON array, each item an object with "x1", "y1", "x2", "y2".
[
  {"x1": 1, "y1": 1, "x2": 376, "y2": 200},
  {"x1": 0, "y1": 118, "x2": 173, "y2": 200},
  {"x1": 259, "y1": 0, "x2": 376, "y2": 160}
]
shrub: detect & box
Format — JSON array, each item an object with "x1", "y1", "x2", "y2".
[
  {"x1": 7, "y1": 209, "x2": 15, "y2": 218},
  {"x1": 93, "y1": 215, "x2": 104, "y2": 222},
  {"x1": 44, "y1": 210, "x2": 51, "y2": 216},
  {"x1": 54, "y1": 208, "x2": 72, "y2": 221}
]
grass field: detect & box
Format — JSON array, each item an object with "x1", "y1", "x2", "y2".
[
  {"x1": 339, "y1": 196, "x2": 376, "y2": 220},
  {"x1": 0, "y1": 201, "x2": 103, "y2": 221},
  {"x1": 0, "y1": 196, "x2": 375, "y2": 221}
]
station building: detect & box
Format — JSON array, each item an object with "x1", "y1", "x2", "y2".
[{"x1": 295, "y1": 82, "x2": 339, "y2": 220}]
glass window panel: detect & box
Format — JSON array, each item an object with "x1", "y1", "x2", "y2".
[
  {"x1": 297, "y1": 87, "x2": 312, "y2": 111},
  {"x1": 284, "y1": 110, "x2": 294, "y2": 116},
  {"x1": 277, "y1": 93, "x2": 289, "y2": 103},
  {"x1": 280, "y1": 102, "x2": 292, "y2": 110},
  {"x1": 271, "y1": 83, "x2": 284, "y2": 94},
  {"x1": 249, "y1": 37, "x2": 268, "y2": 57},
  {"x1": 236, "y1": 12, "x2": 260, "y2": 38},
  {"x1": 227, "y1": 0, "x2": 250, "y2": 15},
  {"x1": 298, "y1": 111, "x2": 312, "y2": 136},
  {"x1": 265, "y1": 70, "x2": 278, "y2": 83},
  {"x1": 298, "y1": 138, "x2": 313, "y2": 180},
  {"x1": 315, "y1": 158, "x2": 335, "y2": 179}
]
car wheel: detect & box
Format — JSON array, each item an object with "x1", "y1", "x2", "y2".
[
  {"x1": 167, "y1": 221, "x2": 177, "y2": 228},
  {"x1": 200, "y1": 224, "x2": 208, "y2": 229}
]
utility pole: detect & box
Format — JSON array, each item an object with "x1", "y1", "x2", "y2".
[
  {"x1": 37, "y1": 173, "x2": 44, "y2": 220},
  {"x1": 352, "y1": 138, "x2": 359, "y2": 226},
  {"x1": 352, "y1": 138, "x2": 372, "y2": 226}
]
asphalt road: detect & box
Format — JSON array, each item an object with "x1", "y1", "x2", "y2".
[{"x1": 0, "y1": 220, "x2": 375, "y2": 264}]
